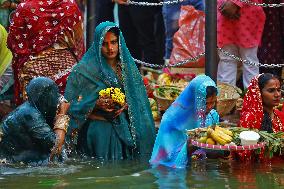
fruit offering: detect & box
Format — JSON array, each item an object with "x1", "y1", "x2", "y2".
[
  {"x1": 157, "y1": 73, "x2": 189, "y2": 89},
  {"x1": 187, "y1": 126, "x2": 284, "y2": 158},
  {"x1": 148, "y1": 98, "x2": 160, "y2": 121},
  {"x1": 155, "y1": 86, "x2": 182, "y2": 101},
  {"x1": 197, "y1": 126, "x2": 233, "y2": 145}
]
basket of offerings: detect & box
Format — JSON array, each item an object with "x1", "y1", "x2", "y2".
[
  {"x1": 153, "y1": 85, "x2": 182, "y2": 111},
  {"x1": 217, "y1": 82, "x2": 242, "y2": 117},
  {"x1": 157, "y1": 72, "x2": 189, "y2": 89},
  {"x1": 187, "y1": 126, "x2": 284, "y2": 155}
]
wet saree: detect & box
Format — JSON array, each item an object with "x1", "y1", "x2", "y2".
[
  {"x1": 0, "y1": 77, "x2": 60, "y2": 163},
  {"x1": 65, "y1": 22, "x2": 156, "y2": 160},
  {"x1": 150, "y1": 75, "x2": 219, "y2": 168}
]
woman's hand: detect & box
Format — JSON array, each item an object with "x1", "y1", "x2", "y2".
[
  {"x1": 219, "y1": 1, "x2": 240, "y2": 19},
  {"x1": 50, "y1": 101, "x2": 70, "y2": 161},
  {"x1": 113, "y1": 103, "x2": 128, "y2": 118},
  {"x1": 50, "y1": 129, "x2": 66, "y2": 161},
  {"x1": 96, "y1": 96, "x2": 116, "y2": 112}
]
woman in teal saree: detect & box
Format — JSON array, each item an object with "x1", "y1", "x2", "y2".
[{"x1": 65, "y1": 22, "x2": 156, "y2": 160}]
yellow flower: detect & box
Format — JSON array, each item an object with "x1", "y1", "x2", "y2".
[{"x1": 99, "y1": 87, "x2": 126, "y2": 106}]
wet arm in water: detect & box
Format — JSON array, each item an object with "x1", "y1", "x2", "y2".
[{"x1": 50, "y1": 102, "x2": 70, "y2": 160}]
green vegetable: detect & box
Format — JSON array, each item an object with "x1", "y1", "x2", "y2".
[
  {"x1": 156, "y1": 86, "x2": 182, "y2": 100},
  {"x1": 231, "y1": 127, "x2": 284, "y2": 158}
]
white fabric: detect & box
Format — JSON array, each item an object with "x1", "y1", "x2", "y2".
[{"x1": 217, "y1": 44, "x2": 259, "y2": 88}]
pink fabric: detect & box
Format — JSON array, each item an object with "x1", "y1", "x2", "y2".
[{"x1": 217, "y1": 0, "x2": 266, "y2": 48}]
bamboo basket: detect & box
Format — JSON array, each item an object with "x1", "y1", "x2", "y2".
[
  {"x1": 153, "y1": 86, "x2": 182, "y2": 111},
  {"x1": 153, "y1": 91, "x2": 174, "y2": 111},
  {"x1": 217, "y1": 82, "x2": 242, "y2": 117}
]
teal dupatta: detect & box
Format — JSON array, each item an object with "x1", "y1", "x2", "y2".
[{"x1": 65, "y1": 22, "x2": 156, "y2": 159}]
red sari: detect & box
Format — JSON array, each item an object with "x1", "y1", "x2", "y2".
[
  {"x1": 7, "y1": 0, "x2": 85, "y2": 104},
  {"x1": 236, "y1": 75, "x2": 284, "y2": 161}
]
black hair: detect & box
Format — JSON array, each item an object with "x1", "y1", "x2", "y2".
[
  {"x1": 107, "y1": 27, "x2": 120, "y2": 38},
  {"x1": 258, "y1": 73, "x2": 280, "y2": 91},
  {"x1": 258, "y1": 73, "x2": 280, "y2": 133},
  {"x1": 206, "y1": 86, "x2": 217, "y2": 98}
]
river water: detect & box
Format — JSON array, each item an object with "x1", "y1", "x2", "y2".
[{"x1": 0, "y1": 157, "x2": 283, "y2": 189}]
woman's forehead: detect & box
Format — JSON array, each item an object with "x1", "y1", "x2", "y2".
[
  {"x1": 104, "y1": 32, "x2": 117, "y2": 41},
  {"x1": 264, "y1": 78, "x2": 280, "y2": 88}
]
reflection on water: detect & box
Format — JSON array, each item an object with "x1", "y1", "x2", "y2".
[{"x1": 0, "y1": 158, "x2": 284, "y2": 188}]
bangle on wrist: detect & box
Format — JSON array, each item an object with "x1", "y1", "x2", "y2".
[{"x1": 53, "y1": 114, "x2": 70, "y2": 133}]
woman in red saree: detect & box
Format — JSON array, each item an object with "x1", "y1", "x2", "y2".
[
  {"x1": 236, "y1": 73, "x2": 284, "y2": 161},
  {"x1": 7, "y1": 0, "x2": 85, "y2": 105},
  {"x1": 240, "y1": 73, "x2": 284, "y2": 133}
]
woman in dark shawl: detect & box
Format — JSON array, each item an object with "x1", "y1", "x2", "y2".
[{"x1": 0, "y1": 77, "x2": 70, "y2": 163}]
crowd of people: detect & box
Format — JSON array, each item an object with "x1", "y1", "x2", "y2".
[{"x1": 0, "y1": 0, "x2": 283, "y2": 167}]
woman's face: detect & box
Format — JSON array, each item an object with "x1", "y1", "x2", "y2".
[
  {"x1": 101, "y1": 31, "x2": 119, "y2": 60},
  {"x1": 261, "y1": 78, "x2": 281, "y2": 108},
  {"x1": 206, "y1": 94, "x2": 217, "y2": 114}
]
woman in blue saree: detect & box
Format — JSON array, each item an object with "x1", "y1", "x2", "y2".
[
  {"x1": 64, "y1": 22, "x2": 156, "y2": 160},
  {"x1": 150, "y1": 75, "x2": 219, "y2": 168}
]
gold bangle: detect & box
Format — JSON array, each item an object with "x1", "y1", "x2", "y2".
[{"x1": 53, "y1": 114, "x2": 70, "y2": 133}]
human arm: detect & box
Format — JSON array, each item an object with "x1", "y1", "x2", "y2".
[
  {"x1": 50, "y1": 101, "x2": 70, "y2": 161},
  {"x1": 95, "y1": 96, "x2": 116, "y2": 113},
  {"x1": 219, "y1": 0, "x2": 241, "y2": 19},
  {"x1": 89, "y1": 96, "x2": 128, "y2": 120},
  {"x1": 113, "y1": 103, "x2": 128, "y2": 118}
]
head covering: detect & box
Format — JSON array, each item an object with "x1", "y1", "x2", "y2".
[
  {"x1": 26, "y1": 77, "x2": 60, "y2": 125},
  {"x1": 65, "y1": 21, "x2": 156, "y2": 155},
  {"x1": 239, "y1": 75, "x2": 263, "y2": 130},
  {"x1": 150, "y1": 75, "x2": 219, "y2": 168},
  {"x1": 160, "y1": 74, "x2": 218, "y2": 131},
  {"x1": 0, "y1": 24, "x2": 12, "y2": 76}
]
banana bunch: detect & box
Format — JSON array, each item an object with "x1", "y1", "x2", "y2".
[{"x1": 198, "y1": 126, "x2": 233, "y2": 145}]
